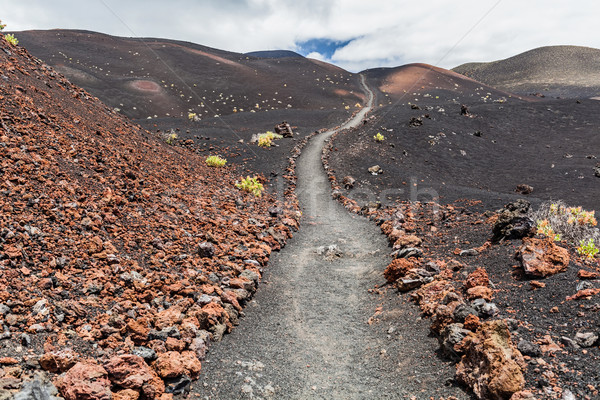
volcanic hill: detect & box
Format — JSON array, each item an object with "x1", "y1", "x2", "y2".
[
  {"x1": 324, "y1": 62, "x2": 600, "y2": 213},
  {"x1": 453, "y1": 45, "x2": 600, "y2": 98},
  {"x1": 15, "y1": 29, "x2": 366, "y2": 179}
]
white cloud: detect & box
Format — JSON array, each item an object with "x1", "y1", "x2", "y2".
[
  {"x1": 3, "y1": 0, "x2": 600, "y2": 72},
  {"x1": 305, "y1": 51, "x2": 326, "y2": 61}
]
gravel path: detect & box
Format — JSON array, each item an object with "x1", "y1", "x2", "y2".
[{"x1": 194, "y1": 76, "x2": 470, "y2": 400}]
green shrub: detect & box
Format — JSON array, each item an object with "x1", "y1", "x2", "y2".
[
  {"x1": 166, "y1": 133, "x2": 177, "y2": 145},
  {"x1": 257, "y1": 131, "x2": 283, "y2": 148},
  {"x1": 258, "y1": 135, "x2": 272, "y2": 147},
  {"x1": 0, "y1": 20, "x2": 6, "y2": 31},
  {"x1": 531, "y1": 201, "x2": 599, "y2": 257},
  {"x1": 5, "y1": 34, "x2": 18, "y2": 46},
  {"x1": 577, "y1": 239, "x2": 599, "y2": 260},
  {"x1": 374, "y1": 132, "x2": 385, "y2": 142},
  {"x1": 236, "y1": 176, "x2": 263, "y2": 197},
  {"x1": 205, "y1": 155, "x2": 227, "y2": 167}
]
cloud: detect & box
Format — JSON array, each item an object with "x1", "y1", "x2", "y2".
[
  {"x1": 305, "y1": 51, "x2": 326, "y2": 61},
  {"x1": 3, "y1": 0, "x2": 600, "y2": 72}
]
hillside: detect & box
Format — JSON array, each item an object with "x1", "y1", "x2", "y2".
[
  {"x1": 0, "y1": 31, "x2": 298, "y2": 399},
  {"x1": 15, "y1": 30, "x2": 363, "y2": 121},
  {"x1": 453, "y1": 45, "x2": 600, "y2": 98},
  {"x1": 14, "y1": 29, "x2": 367, "y2": 181},
  {"x1": 245, "y1": 50, "x2": 304, "y2": 59},
  {"x1": 363, "y1": 62, "x2": 523, "y2": 110}
]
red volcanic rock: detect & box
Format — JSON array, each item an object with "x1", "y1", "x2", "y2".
[
  {"x1": 466, "y1": 286, "x2": 494, "y2": 301},
  {"x1": 153, "y1": 352, "x2": 185, "y2": 379},
  {"x1": 180, "y1": 351, "x2": 202, "y2": 378},
  {"x1": 113, "y1": 389, "x2": 140, "y2": 400},
  {"x1": 566, "y1": 288, "x2": 600, "y2": 301},
  {"x1": 516, "y1": 238, "x2": 570, "y2": 277},
  {"x1": 456, "y1": 320, "x2": 525, "y2": 400},
  {"x1": 165, "y1": 337, "x2": 186, "y2": 352},
  {"x1": 529, "y1": 280, "x2": 546, "y2": 289},
  {"x1": 509, "y1": 390, "x2": 536, "y2": 400},
  {"x1": 463, "y1": 314, "x2": 481, "y2": 332},
  {"x1": 152, "y1": 351, "x2": 201, "y2": 379},
  {"x1": 384, "y1": 258, "x2": 418, "y2": 283},
  {"x1": 465, "y1": 268, "x2": 490, "y2": 289},
  {"x1": 55, "y1": 361, "x2": 112, "y2": 400},
  {"x1": 393, "y1": 234, "x2": 422, "y2": 249},
  {"x1": 578, "y1": 269, "x2": 600, "y2": 279},
  {"x1": 39, "y1": 348, "x2": 79, "y2": 373},
  {"x1": 127, "y1": 318, "x2": 150, "y2": 342},
  {"x1": 154, "y1": 307, "x2": 183, "y2": 330},
  {"x1": 104, "y1": 355, "x2": 161, "y2": 393}
]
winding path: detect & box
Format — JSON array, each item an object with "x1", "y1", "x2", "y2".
[{"x1": 194, "y1": 76, "x2": 468, "y2": 400}]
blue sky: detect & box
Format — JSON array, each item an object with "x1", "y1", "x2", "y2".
[
  {"x1": 296, "y1": 38, "x2": 354, "y2": 60},
  {"x1": 3, "y1": 0, "x2": 600, "y2": 72}
]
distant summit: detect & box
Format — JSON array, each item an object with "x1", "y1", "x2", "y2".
[
  {"x1": 453, "y1": 45, "x2": 600, "y2": 98},
  {"x1": 246, "y1": 50, "x2": 304, "y2": 59}
]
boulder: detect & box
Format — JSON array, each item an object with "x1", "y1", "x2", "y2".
[
  {"x1": 152, "y1": 351, "x2": 201, "y2": 379},
  {"x1": 113, "y1": 389, "x2": 140, "y2": 400},
  {"x1": 393, "y1": 234, "x2": 422, "y2": 249},
  {"x1": 492, "y1": 200, "x2": 535, "y2": 241},
  {"x1": 384, "y1": 258, "x2": 417, "y2": 283},
  {"x1": 516, "y1": 339, "x2": 541, "y2": 357},
  {"x1": 516, "y1": 237, "x2": 570, "y2": 277},
  {"x1": 465, "y1": 268, "x2": 490, "y2": 289},
  {"x1": 456, "y1": 320, "x2": 525, "y2": 400},
  {"x1": 467, "y1": 286, "x2": 494, "y2": 301},
  {"x1": 39, "y1": 348, "x2": 78, "y2": 373},
  {"x1": 104, "y1": 354, "x2": 162, "y2": 398},
  {"x1": 54, "y1": 361, "x2": 112, "y2": 400},
  {"x1": 197, "y1": 242, "x2": 215, "y2": 258},
  {"x1": 439, "y1": 323, "x2": 472, "y2": 360},
  {"x1": 14, "y1": 378, "x2": 61, "y2": 400},
  {"x1": 154, "y1": 307, "x2": 183, "y2": 331}
]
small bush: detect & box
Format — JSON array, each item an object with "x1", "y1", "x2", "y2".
[
  {"x1": 0, "y1": 20, "x2": 6, "y2": 31},
  {"x1": 257, "y1": 131, "x2": 282, "y2": 148},
  {"x1": 165, "y1": 132, "x2": 177, "y2": 145},
  {"x1": 536, "y1": 219, "x2": 561, "y2": 242},
  {"x1": 530, "y1": 201, "x2": 600, "y2": 256},
  {"x1": 258, "y1": 136, "x2": 272, "y2": 147},
  {"x1": 205, "y1": 155, "x2": 227, "y2": 167},
  {"x1": 236, "y1": 176, "x2": 263, "y2": 197},
  {"x1": 374, "y1": 132, "x2": 385, "y2": 142},
  {"x1": 577, "y1": 239, "x2": 599, "y2": 259},
  {"x1": 5, "y1": 34, "x2": 18, "y2": 46}
]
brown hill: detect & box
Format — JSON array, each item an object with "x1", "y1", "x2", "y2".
[
  {"x1": 0, "y1": 31, "x2": 296, "y2": 398},
  {"x1": 364, "y1": 63, "x2": 522, "y2": 107},
  {"x1": 453, "y1": 45, "x2": 600, "y2": 98}
]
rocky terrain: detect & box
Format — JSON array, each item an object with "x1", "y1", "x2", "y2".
[
  {"x1": 0, "y1": 32, "x2": 302, "y2": 399},
  {"x1": 324, "y1": 63, "x2": 600, "y2": 399},
  {"x1": 1, "y1": 27, "x2": 600, "y2": 400},
  {"x1": 453, "y1": 46, "x2": 600, "y2": 98},
  {"x1": 330, "y1": 65, "x2": 600, "y2": 211}
]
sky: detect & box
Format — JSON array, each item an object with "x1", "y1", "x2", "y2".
[{"x1": 2, "y1": 0, "x2": 600, "y2": 72}]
